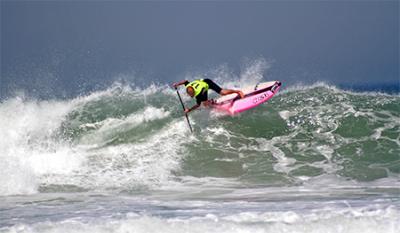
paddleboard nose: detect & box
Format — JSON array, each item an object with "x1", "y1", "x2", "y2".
[{"x1": 272, "y1": 81, "x2": 282, "y2": 93}]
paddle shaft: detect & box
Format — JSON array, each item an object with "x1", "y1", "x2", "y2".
[{"x1": 175, "y1": 88, "x2": 193, "y2": 133}]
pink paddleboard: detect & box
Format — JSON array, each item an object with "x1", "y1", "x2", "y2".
[{"x1": 211, "y1": 81, "x2": 281, "y2": 115}]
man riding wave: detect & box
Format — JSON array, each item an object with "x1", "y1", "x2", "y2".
[{"x1": 173, "y1": 78, "x2": 245, "y2": 113}]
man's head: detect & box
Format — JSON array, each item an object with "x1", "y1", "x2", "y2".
[{"x1": 186, "y1": 86, "x2": 195, "y2": 97}]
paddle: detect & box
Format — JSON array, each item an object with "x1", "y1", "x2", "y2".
[{"x1": 175, "y1": 87, "x2": 193, "y2": 133}]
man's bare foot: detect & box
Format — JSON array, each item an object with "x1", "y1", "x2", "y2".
[{"x1": 238, "y1": 91, "x2": 245, "y2": 98}]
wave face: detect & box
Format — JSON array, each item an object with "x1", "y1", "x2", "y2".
[{"x1": 0, "y1": 83, "x2": 399, "y2": 196}]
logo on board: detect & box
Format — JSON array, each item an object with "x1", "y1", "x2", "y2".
[{"x1": 253, "y1": 93, "x2": 269, "y2": 104}]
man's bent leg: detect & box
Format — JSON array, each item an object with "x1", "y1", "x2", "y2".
[{"x1": 220, "y1": 89, "x2": 245, "y2": 98}]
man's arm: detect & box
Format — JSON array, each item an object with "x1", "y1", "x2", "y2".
[{"x1": 172, "y1": 80, "x2": 188, "y2": 88}]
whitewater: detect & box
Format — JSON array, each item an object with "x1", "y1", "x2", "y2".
[{"x1": 1, "y1": 80, "x2": 399, "y2": 233}]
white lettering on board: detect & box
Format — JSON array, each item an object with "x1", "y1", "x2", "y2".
[{"x1": 252, "y1": 92, "x2": 270, "y2": 104}]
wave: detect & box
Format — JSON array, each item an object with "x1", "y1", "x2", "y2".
[{"x1": 0, "y1": 82, "x2": 399, "y2": 196}]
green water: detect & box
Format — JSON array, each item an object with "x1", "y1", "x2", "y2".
[{"x1": 56, "y1": 85, "x2": 400, "y2": 189}]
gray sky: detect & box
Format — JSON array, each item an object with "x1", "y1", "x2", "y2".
[{"x1": 1, "y1": 0, "x2": 399, "y2": 98}]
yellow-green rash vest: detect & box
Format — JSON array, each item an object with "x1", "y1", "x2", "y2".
[{"x1": 185, "y1": 79, "x2": 209, "y2": 97}]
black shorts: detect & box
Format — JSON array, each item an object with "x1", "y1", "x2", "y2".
[
  {"x1": 185, "y1": 79, "x2": 222, "y2": 105},
  {"x1": 203, "y1": 79, "x2": 222, "y2": 94}
]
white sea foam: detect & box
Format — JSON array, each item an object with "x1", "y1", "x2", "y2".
[
  {"x1": 278, "y1": 110, "x2": 292, "y2": 121},
  {"x1": 2, "y1": 203, "x2": 398, "y2": 233},
  {"x1": 0, "y1": 97, "x2": 78, "y2": 195},
  {"x1": 78, "y1": 106, "x2": 171, "y2": 146},
  {"x1": 280, "y1": 81, "x2": 399, "y2": 97},
  {"x1": 75, "y1": 120, "x2": 190, "y2": 190},
  {"x1": 0, "y1": 84, "x2": 186, "y2": 196},
  {"x1": 254, "y1": 137, "x2": 297, "y2": 174}
]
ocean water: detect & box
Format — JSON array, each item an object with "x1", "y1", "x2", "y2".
[{"x1": 0, "y1": 82, "x2": 399, "y2": 233}]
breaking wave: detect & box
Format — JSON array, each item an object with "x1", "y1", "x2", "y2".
[{"x1": 0, "y1": 82, "x2": 399, "y2": 196}]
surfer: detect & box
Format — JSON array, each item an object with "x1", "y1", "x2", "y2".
[{"x1": 173, "y1": 79, "x2": 245, "y2": 113}]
